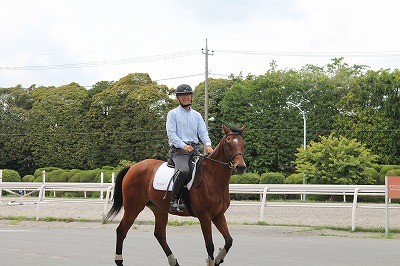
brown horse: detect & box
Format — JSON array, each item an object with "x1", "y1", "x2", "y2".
[{"x1": 104, "y1": 124, "x2": 246, "y2": 266}]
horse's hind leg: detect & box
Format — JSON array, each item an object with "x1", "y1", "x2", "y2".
[
  {"x1": 212, "y1": 214, "x2": 233, "y2": 265},
  {"x1": 151, "y1": 208, "x2": 180, "y2": 266},
  {"x1": 115, "y1": 204, "x2": 146, "y2": 266}
]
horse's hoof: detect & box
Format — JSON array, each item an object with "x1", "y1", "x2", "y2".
[
  {"x1": 215, "y1": 259, "x2": 224, "y2": 266},
  {"x1": 115, "y1": 260, "x2": 123, "y2": 266}
]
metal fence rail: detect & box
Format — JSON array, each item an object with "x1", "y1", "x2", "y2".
[
  {"x1": 1, "y1": 181, "x2": 398, "y2": 230},
  {"x1": 0, "y1": 181, "x2": 114, "y2": 221}
]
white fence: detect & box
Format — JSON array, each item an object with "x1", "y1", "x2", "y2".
[
  {"x1": 0, "y1": 181, "x2": 114, "y2": 221},
  {"x1": 229, "y1": 184, "x2": 400, "y2": 231},
  {"x1": 1, "y1": 179, "x2": 398, "y2": 230}
]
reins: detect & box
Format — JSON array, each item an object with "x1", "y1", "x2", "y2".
[
  {"x1": 196, "y1": 132, "x2": 245, "y2": 169},
  {"x1": 193, "y1": 130, "x2": 245, "y2": 188},
  {"x1": 201, "y1": 153, "x2": 244, "y2": 169}
]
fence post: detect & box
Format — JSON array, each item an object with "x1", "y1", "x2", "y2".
[
  {"x1": 36, "y1": 184, "x2": 45, "y2": 221},
  {"x1": 111, "y1": 172, "x2": 115, "y2": 199},
  {"x1": 42, "y1": 170, "x2": 46, "y2": 199},
  {"x1": 100, "y1": 172, "x2": 104, "y2": 200},
  {"x1": 260, "y1": 186, "x2": 269, "y2": 221},
  {"x1": 0, "y1": 169, "x2": 2, "y2": 198},
  {"x1": 351, "y1": 187, "x2": 359, "y2": 231}
]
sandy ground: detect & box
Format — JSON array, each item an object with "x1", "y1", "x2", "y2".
[{"x1": 1, "y1": 196, "x2": 399, "y2": 231}]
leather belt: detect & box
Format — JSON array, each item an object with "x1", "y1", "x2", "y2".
[{"x1": 184, "y1": 141, "x2": 198, "y2": 147}]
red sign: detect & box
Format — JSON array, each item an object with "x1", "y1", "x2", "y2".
[{"x1": 387, "y1": 176, "x2": 400, "y2": 199}]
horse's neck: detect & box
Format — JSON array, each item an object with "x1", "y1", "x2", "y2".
[
  {"x1": 209, "y1": 141, "x2": 227, "y2": 163},
  {"x1": 202, "y1": 141, "x2": 232, "y2": 184}
]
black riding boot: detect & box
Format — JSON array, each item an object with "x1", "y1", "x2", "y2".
[{"x1": 170, "y1": 172, "x2": 187, "y2": 212}]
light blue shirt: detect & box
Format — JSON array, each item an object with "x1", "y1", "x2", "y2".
[{"x1": 166, "y1": 106, "x2": 211, "y2": 149}]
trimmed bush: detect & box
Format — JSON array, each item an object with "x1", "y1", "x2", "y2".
[
  {"x1": 46, "y1": 169, "x2": 66, "y2": 182},
  {"x1": 372, "y1": 164, "x2": 383, "y2": 173},
  {"x1": 98, "y1": 170, "x2": 114, "y2": 183},
  {"x1": 79, "y1": 170, "x2": 99, "y2": 183},
  {"x1": 33, "y1": 167, "x2": 61, "y2": 178},
  {"x1": 230, "y1": 173, "x2": 259, "y2": 201},
  {"x1": 1, "y1": 169, "x2": 21, "y2": 182},
  {"x1": 260, "y1": 172, "x2": 285, "y2": 184},
  {"x1": 230, "y1": 174, "x2": 240, "y2": 184},
  {"x1": 285, "y1": 173, "x2": 304, "y2": 184},
  {"x1": 364, "y1": 167, "x2": 382, "y2": 184},
  {"x1": 380, "y1": 165, "x2": 399, "y2": 175},
  {"x1": 68, "y1": 172, "x2": 81, "y2": 182},
  {"x1": 386, "y1": 169, "x2": 400, "y2": 177},
  {"x1": 235, "y1": 173, "x2": 260, "y2": 184},
  {"x1": 22, "y1": 175, "x2": 34, "y2": 182}
]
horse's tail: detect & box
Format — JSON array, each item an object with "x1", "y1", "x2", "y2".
[{"x1": 104, "y1": 165, "x2": 130, "y2": 222}]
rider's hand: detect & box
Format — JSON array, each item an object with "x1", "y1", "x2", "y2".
[
  {"x1": 205, "y1": 146, "x2": 213, "y2": 155},
  {"x1": 183, "y1": 144, "x2": 194, "y2": 153}
]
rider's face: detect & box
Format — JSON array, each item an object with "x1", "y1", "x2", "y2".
[{"x1": 177, "y1": 93, "x2": 192, "y2": 106}]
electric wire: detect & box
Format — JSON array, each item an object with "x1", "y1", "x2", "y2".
[{"x1": 0, "y1": 50, "x2": 199, "y2": 71}]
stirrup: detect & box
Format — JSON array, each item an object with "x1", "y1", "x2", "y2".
[{"x1": 170, "y1": 200, "x2": 185, "y2": 213}]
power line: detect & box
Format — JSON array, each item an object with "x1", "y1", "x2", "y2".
[
  {"x1": 0, "y1": 50, "x2": 199, "y2": 71},
  {"x1": 154, "y1": 73, "x2": 204, "y2": 82},
  {"x1": 214, "y1": 49, "x2": 400, "y2": 57}
]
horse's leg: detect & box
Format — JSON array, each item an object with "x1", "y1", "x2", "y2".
[
  {"x1": 212, "y1": 214, "x2": 233, "y2": 265},
  {"x1": 115, "y1": 203, "x2": 146, "y2": 266},
  {"x1": 199, "y1": 217, "x2": 215, "y2": 265},
  {"x1": 151, "y1": 208, "x2": 180, "y2": 266}
]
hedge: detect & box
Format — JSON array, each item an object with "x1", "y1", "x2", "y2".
[
  {"x1": 386, "y1": 169, "x2": 400, "y2": 177},
  {"x1": 285, "y1": 173, "x2": 304, "y2": 184},
  {"x1": 1, "y1": 169, "x2": 21, "y2": 182},
  {"x1": 260, "y1": 172, "x2": 285, "y2": 184},
  {"x1": 380, "y1": 165, "x2": 399, "y2": 175}
]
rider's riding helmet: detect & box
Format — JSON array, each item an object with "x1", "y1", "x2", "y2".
[{"x1": 175, "y1": 84, "x2": 193, "y2": 95}]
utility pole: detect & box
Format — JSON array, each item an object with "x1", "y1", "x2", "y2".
[{"x1": 202, "y1": 39, "x2": 213, "y2": 128}]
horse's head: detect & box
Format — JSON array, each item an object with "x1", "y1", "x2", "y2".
[{"x1": 221, "y1": 124, "x2": 247, "y2": 174}]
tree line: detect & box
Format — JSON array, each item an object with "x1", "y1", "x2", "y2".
[{"x1": 1, "y1": 58, "x2": 399, "y2": 178}]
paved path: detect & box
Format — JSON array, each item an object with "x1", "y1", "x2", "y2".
[{"x1": 0, "y1": 222, "x2": 399, "y2": 266}]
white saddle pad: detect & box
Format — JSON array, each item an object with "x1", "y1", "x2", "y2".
[{"x1": 153, "y1": 160, "x2": 198, "y2": 191}]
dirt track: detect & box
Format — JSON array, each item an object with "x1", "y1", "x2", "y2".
[{"x1": 1, "y1": 197, "x2": 399, "y2": 230}]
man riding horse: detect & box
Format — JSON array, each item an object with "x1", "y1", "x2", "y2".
[
  {"x1": 105, "y1": 83, "x2": 246, "y2": 265},
  {"x1": 166, "y1": 84, "x2": 213, "y2": 212}
]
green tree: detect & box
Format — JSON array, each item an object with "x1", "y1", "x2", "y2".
[
  {"x1": 86, "y1": 73, "x2": 174, "y2": 166},
  {"x1": 295, "y1": 134, "x2": 377, "y2": 184},
  {"x1": 27, "y1": 83, "x2": 89, "y2": 169},
  {"x1": 0, "y1": 85, "x2": 35, "y2": 175},
  {"x1": 191, "y1": 78, "x2": 234, "y2": 143},
  {"x1": 334, "y1": 68, "x2": 400, "y2": 164}
]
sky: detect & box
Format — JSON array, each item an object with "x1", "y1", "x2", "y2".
[{"x1": 1, "y1": 0, "x2": 399, "y2": 89}]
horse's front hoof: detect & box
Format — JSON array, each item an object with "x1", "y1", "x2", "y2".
[
  {"x1": 215, "y1": 259, "x2": 224, "y2": 265},
  {"x1": 115, "y1": 260, "x2": 123, "y2": 266}
]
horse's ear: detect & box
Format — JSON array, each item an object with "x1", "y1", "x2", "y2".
[
  {"x1": 222, "y1": 124, "x2": 230, "y2": 135},
  {"x1": 240, "y1": 124, "x2": 246, "y2": 132}
]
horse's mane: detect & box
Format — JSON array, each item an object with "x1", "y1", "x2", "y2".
[{"x1": 225, "y1": 125, "x2": 244, "y2": 135}]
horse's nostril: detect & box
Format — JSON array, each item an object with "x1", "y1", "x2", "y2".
[{"x1": 235, "y1": 165, "x2": 246, "y2": 174}]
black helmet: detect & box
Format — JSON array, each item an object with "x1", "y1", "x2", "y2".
[{"x1": 175, "y1": 84, "x2": 193, "y2": 95}]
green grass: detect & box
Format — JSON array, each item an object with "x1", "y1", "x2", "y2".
[
  {"x1": 167, "y1": 220, "x2": 199, "y2": 226},
  {"x1": 1, "y1": 214, "x2": 399, "y2": 239}
]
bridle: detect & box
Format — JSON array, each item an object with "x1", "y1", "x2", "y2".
[
  {"x1": 202, "y1": 132, "x2": 245, "y2": 169},
  {"x1": 193, "y1": 131, "x2": 245, "y2": 188}
]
